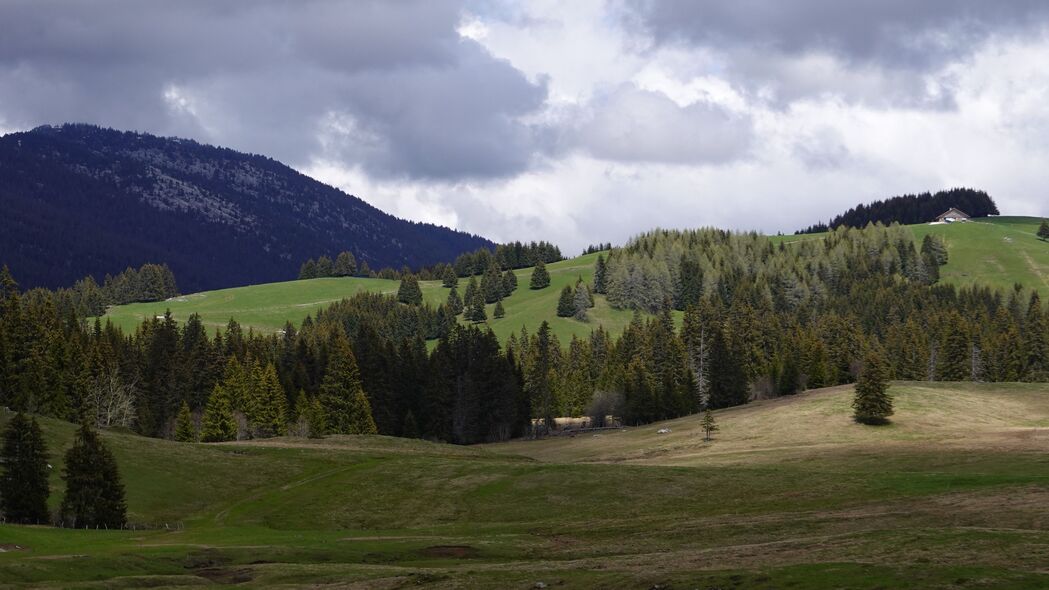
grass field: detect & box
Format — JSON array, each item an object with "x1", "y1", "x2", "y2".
[
  {"x1": 100, "y1": 252, "x2": 640, "y2": 344},
  {"x1": 2, "y1": 382, "x2": 1048, "y2": 588},
  {"x1": 102, "y1": 216, "x2": 1049, "y2": 342}
]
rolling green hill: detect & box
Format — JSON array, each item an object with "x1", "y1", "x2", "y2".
[
  {"x1": 2, "y1": 382, "x2": 1048, "y2": 588},
  {"x1": 101, "y1": 216, "x2": 1049, "y2": 343},
  {"x1": 101, "y1": 252, "x2": 639, "y2": 344}
]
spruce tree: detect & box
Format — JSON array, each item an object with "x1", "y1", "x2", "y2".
[
  {"x1": 853, "y1": 351, "x2": 893, "y2": 425},
  {"x1": 501, "y1": 269, "x2": 518, "y2": 297},
  {"x1": 593, "y1": 254, "x2": 608, "y2": 294},
  {"x1": 298, "y1": 259, "x2": 317, "y2": 280},
  {"x1": 249, "y1": 363, "x2": 288, "y2": 437},
  {"x1": 446, "y1": 286, "x2": 464, "y2": 316},
  {"x1": 308, "y1": 397, "x2": 327, "y2": 438},
  {"x1": 494, "y1": 300, "x2": 506, "y2": 319},
  {"x1": 397, "y1": 275, "x2": 423, "y2": 305},
  {"x1": 700, "y1": 408, "x2": 718, "y2": 441},
  {"x1": 481, "y1": 264, "x2": 503, "y2": 303},
  {"x1": 320, "y1": 331, "x2": 378, "y2": 435},
  {"x1": 573, "y1": 285, "x2": 590, "y2": 321},
  {"x1": 707, "y1": 327, "x2": 748, "y2": 409},
  {"x1": 200, "y1": 384, "x2": 237, "y2": 442},
  {"x1": 1038, "y1": 219, "x2": 1049, "y2": 241},
  {"x1": 441, "y1": 266, "x2": 459, "y2": 288},
  {"x1": 557, "y1": 286, "x2": 575, "y2": 317},
  {"x1": 467, "y1": 285, "x2": 487, "y2": 323},
  {"x1": 174, "y1": 401, "x2": 196, "y2": 442},
  {"x1": 530, "y1": 261, "x2": 551, "y2": 290},
  {"x1": 59, "y1": 424, "x2": 127, "y2": 529},
  {"x1": 333, "y1": 251, "x2": 357, "y2": 277},
  {"x1": 315, "y1": 256, "x2": 334, "y2": 277},
  {"x1": 0, "y1": 413, "x2": 50, "y2": 524}
]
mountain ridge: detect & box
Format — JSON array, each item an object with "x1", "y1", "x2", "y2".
[{"x1": 0, "y1": 123, "x2": 493, "y2": 292}]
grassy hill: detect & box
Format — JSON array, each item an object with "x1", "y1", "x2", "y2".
[
  {"x1": 102, "y1": 216, "x2": 1049, "y2": 343},
  {"x1": 101, "y1": 252, "x2": 639, "y2": 344},
  {"x1": 2, "y1": 382, "x2": 1048, "y2": 588}
]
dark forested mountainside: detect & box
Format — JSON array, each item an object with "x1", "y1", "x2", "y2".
[
  {"x1": 797, "y1": 188, "x2": 999, "y2": 234},
  {"x1": 0, "y1": 124, "x2": 493, "y2": 292}
]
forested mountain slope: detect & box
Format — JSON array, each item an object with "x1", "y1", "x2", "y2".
[{"x1": 0, "y1": 124, "x2": 492, "y2": 292}]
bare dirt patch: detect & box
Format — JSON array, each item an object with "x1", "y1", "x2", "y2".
[{"x1": 0, "y1": 543, "x2": 28, "y2": 552}]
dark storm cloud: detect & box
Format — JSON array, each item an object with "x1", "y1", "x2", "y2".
[
  {"x1": 0, "y1": 0, "x2": 547, "y2": 179},
  {"x1": 624, "y1": 0, "x2": 1049, "y2": 107}
]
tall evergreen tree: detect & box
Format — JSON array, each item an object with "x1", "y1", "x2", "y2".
[
  {"x1": 501, "y1": 269, "x2": 518, "y2": 297},
  {"x1": 593, "y1": 254, "x2": 608, "y2": 294},
  {"x1": 853, "y1": 351, "x2": 893, "y2": 425},
  {"x1": 1038, "y1": 219, "x2": 1049, "y2": 241},
  {"x1": 466, "y1": 281, "x2": 487, "y2": 323},
  {"x1": 200, "y1": 384, "x2": 237, "y2": 442},
  {"x1": 573, "y1": 285, "x2": 591, "y2": 321},
  {"x1": 494, "y1": 300, "x2": 506, "y2": 319},
  {"x1": 446, "y1": 286, "x2": 464, "y2": 316},
  {"x1": 298, "y1": 259, "x2": 318, "y2": 280},
  {"x1": 320, "y1": 331, "x2": 378, "y2": 435},
  {"x1": 530, "y1": 261, "x2": 551, "y2": 290},
  {"x1": 441, "y1": 266, "x2": 459, "y2": 288},
  {"x1": 59, "y1": 424, "x2": 127, "y2": 529},
  {"x1": 557, "y1": 286, "x2": 576, "y2": 317},
  {"x1": 333, "y1": 251, "x2": 358, "y2": 277},
  {"x1": 248, "y1": 363, "x2": 288, "y2": 437},
  {"x1": 706, "y1": 326, "x2": 748, "y2": 409},
  {"x1": 174, "y1": 401, "x2": 196, "y2": 442},
  {"x1": 0, "y1": 413, "x2": 50, "y2": 524},
  {"x1": 397, "y1": 275, "x2": 424, "y2": 306},
  {"x1": 315, "y1": 256, "x2": 334, "y2": 277}
]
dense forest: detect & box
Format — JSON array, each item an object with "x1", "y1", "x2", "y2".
[
  {"x1": 796, "y1": 188, "x2": 1000, "y2": 234},
  {"x1": 0, "y1": 124, "x2": 492, "y2": 292},
  {"x1": 2, "y1": 222, "x2": 1047, "y2": 445}
]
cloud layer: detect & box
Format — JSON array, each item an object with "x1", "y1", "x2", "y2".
[{"x1": 2, "y1": 0, "x2": 1048, "y2": 252}]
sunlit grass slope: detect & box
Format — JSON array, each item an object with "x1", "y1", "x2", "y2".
[{"x1": 1, "y1": 382, "x2": 1048, "y2": 588}]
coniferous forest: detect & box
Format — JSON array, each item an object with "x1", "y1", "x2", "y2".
[
  {"x1": 2, "y1": 222, "x2": 1047, "y2": 446},
  {"x1": 796, "y1": 188, "x2": 1000, "y2": 234}
]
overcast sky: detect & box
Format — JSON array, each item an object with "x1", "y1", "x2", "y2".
[{"x1": 2, "y1": 0, "x2": 1048, "y2": 251}]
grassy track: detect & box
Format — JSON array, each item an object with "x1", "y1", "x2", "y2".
[{"x1": 2, "y1": 382, "x2": 1048, "y2": 588}]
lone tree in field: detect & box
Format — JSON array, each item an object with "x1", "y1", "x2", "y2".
[
  {"x1": 0, "y1": 413, "x2": 51, "y2": 524},
  {"x1": 59, "y1": 424, "x2": 127, "y2": 529},
  {"x1": 530, "y1": 260, "x2": 550, "y2": 290},
  {"x1": 701, "y1": 408, "x2": 718, "y2": 441},
  {"x1": 397, "y1": 274, "x2": 423, "y2": 305},
  {"x1": 493, "y1": 299, "x2": 505, "y2": 319},
  {"x1": 853, "y1": 351, "x2": 894, "y2": 425},
  {"x1": 174, "y1": 401, "x2": 196, "y2": 442},
  {"x1": 1039, "y1": 219, "x2": 1049, "y2": 241}
]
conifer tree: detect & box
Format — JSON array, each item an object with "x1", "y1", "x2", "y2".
[
  {"x1": 530, "y1": 261, "x2": 551, "y2": 290},
  {"x1": 308, "y1": 397, "x2": 327, "y2": 438},
  {"x1": 1023, "y1": 293, "x2": 1049, "y2": 379},
  {"x1": 174, "y1": 401, "x2": 196, "y2": 442},
  {"x1": 298, "y1": 259, "x2": 318, "y2": 280},
  {"x1": 557, "y1": 285, "x2": 575, "y2": 317},
  {"x1": 593, "y1": 254, "x2": 608, "y2": 294},
  {"x1": 1038, "y1": 219, "x2": 1049, "y2": 241},
  {"x1": 446, "y1": 286, "x2": 464, "y2": 316},
  {"x1": 466, "y1": 284, "x2": 487, "y2": 323},
  {"x1": 501, "y1": 269, "x2": 518, "y2": 297},
  {"x1": 200, "y1": 384, "x2": 237, "y2": 442},
  {"x1": 482, "y1": 264, "x2": 504, "y2": 303},
  {"x1": 333, "y1": 251, "x2": 357, "y2": 277},
  {"x1": 573, "y1": 285, "x2": 590, "y2": 321},
  {"x1": 0, "y1": 413, "x2": 50, "y2": 524},
  {"x1": 397, "y1": 275, "x2": 423, "y2": 305},
  {"x1": 292, "y1": 390, "x2": 311, "y2": 437},
  {"x1": 320, "y1": 331, "x2": 378, "y2": 435},
  {"x1": 853, "y1": 351, "x2": 893, "y2": 425},
  {"x1": 441, "y1": 266, "x2": 459, "y2": 288},
  {"x1": 494, "y1": 300, "x2": 506, "y2": 319},
  {"x1": 701, "y1": 408, "x2": 718, "y2": 441},
  {"x1": 249, "y1": 363, "x2": 288, "y2": 437},
  {"x1": 59, "y1": 424, "x2": 127, "y2": 529},
  {"x1": 315, "y1": 256, "x2": 334, "y2": 277},
  {"x1": 706, "y1": 326, "x2": 748, "y2": 409}
]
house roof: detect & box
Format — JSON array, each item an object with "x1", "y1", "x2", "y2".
[{"x1": 936, "y1": 207, "x2": 970, "y2": 220}]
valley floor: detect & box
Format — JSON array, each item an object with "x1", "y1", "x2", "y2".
[{"x1": 1, "y1": 382, "x2": 1048, "y2": 589}]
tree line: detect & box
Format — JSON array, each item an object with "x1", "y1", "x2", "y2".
[{"x1": 796, "y1": 188, "x2": 1000, "y2": 234}]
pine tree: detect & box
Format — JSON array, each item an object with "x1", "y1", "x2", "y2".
[
  {"x1": 530, "y1": 261, "x2": 551, "y2": 290},
  {"x1": 446, "y1": 286, "x2": 464, "y2": 316},
  {"x1": 397, "y1": 275, "x2": 423, "y2": 305},
  {"x1": 315, "y1": 256, "x2": 334, "y2": 277},
  {"x1": 481, "y1": 264, "x2": 504, "y2": 303},
  {"x1": 556, "y1": 286, "x2": 575, "y2": 317},
  {"x1": 593, "y1": 254, "x2": 608, "y2": 294},
  {"x1": 501, "y1": 269, "x2": 518, "y2": 297},
  {"x1": 573, "y1": 285, "x2": 590, "y2": 321},
  {"x1": 853, "y1": 351, "x2": 893, "y2": 425},
  {"x1": 174, "y1": 401, "x2": 196, "y2": 442},
  {"x1": 706, "y1": 326, "x2": 748, "y2": 409},
  {"x1": 308, "y1": 397, "x2": 327, "y2": 438},
  {"x1": 59, "y1": 424, "x2": 127, "y2": 529},
  {"x1": 333, "y1": 251, "x2": 357, "y2": 277},
  {"x1": 700, "y1": 408, "x2": 718, "y2": 441},
  {"x1": 1038, "y1": 219, "x2": 1049, "y2": 241},
  {"x1": 466, "y1": 281, "x2": 487, "y2": 323},
  {"x1": 494, "y1": 300, "x2": 506, "y2": 319},
  {"x1": 441, "y1": 266, "x2": 459, "y2": 288},
  {"x1": 248, "y1": 363, "x2": 288, "y2": 437},
  {"x1": 1023, "y1": 292, "x2": 1049, "y2": 379},
  {"x1": 0, "y1": 413, "x2": 50, "y2": 524},
  {"x1": 321, "y1": 331, "x2": 378, "y2": 435},
  {"x1": 298, "y1": 259, "x2": 317, "y2": 280},
  {"x1": 200, "y1": 384, "x2": 237, "y2": 442}
]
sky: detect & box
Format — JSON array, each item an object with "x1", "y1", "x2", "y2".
[{"x1": 2, "y1": 0, "x2": 1048, "y2": 252}]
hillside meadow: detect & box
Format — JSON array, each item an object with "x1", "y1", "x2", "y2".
[
  {"x1": 101, "y1": 217, "x2": 1049, "y2": 344},
  {"x1": 1, "y1": 382, "x2": 1048, "y2": 588}
]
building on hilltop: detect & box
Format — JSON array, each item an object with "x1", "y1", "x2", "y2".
[{"x1": 934, "y1": 208, "x2": 970, "y2": 223}]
